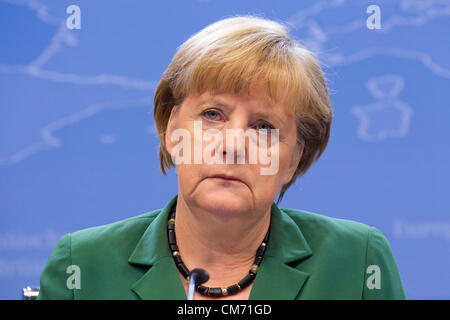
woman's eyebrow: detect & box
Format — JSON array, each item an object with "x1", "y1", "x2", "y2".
[
  {"x1": 253, "y1": 112, "x2": 285, "y2": 126},
  {"x1": 195, "y1": 99, "x2": 232, "y2": 111}
]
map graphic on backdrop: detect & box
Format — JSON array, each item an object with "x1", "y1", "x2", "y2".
[{"x1": 1, "y1": 0, "x2": 449, "y2": 299}]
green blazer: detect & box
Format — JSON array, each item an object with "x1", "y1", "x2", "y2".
[{"x1": 37, "y1": 195, "x2": 405, "y2": 300}]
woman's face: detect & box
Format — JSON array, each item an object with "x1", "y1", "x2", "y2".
[{"x1": 165, "y1": 85, "x2": 302, "y2": 220}]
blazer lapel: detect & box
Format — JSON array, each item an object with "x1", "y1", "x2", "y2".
[
  {"x1": 127, "y1": 195, "x2": 312, "y2": 300},
  {"x1": 130, "y1": 257, "x2": 187, "y2": 300},
  {"x1": 128, "y1": 195, "x2": 187, "y2": 300},
  {"x1": 249, "y1": 203, "x2": 313, "y2": 300}
]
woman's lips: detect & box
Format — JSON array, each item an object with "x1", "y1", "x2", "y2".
[{"x1": 208, "y1": 174, "x2": 245, "y2": 184}]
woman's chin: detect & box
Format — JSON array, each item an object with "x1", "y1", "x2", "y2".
[{"x1": 195, "y1": 189, "x2": 252, "y2": 217}]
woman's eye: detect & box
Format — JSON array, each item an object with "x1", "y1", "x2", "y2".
[
  {"x1": 255, "y1": 122, "x2": 275, "y2": 131},
  {"x1": 202, "y1": 110, "x2": 222, "y2": 121}
]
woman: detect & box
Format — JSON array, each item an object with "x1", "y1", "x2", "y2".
[{"x1": 38, "y1": 16, "x2": 405, "y2": 300}]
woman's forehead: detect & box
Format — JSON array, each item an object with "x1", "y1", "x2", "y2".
[{"x1": 185, "y1": 89, "x2": 294, "y2": 119}]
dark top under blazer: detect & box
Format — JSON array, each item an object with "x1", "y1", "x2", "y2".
[{"x1": 38, "y1": 194, "x2": 406, "y2": 299}]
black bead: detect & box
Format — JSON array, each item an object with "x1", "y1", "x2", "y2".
[
  {"x1": 256, "y1": 245, "x2": 266, "y2": 257},
  {"x1": 197, "y1": 285, "x2": 208, "y2": 295},
  {"x1": 226, "y1": 284, "x2": 240, "y2": 294},
  {"x1": 168, "y1": 230, "x2": 176, "y2": 244},
  {"x1": 253, "y1": 256, "x2": 263, "y2": 265},
  {"x1": 178, "y1": 263, "x2": 190, "y2": 278},
  {"x1": 167, "y1": 223, "x2": 175, "y2": 231},
  {"x1": 238, "y1": 273, "x2": 255, "y2": 289},
  {"x1": 173, "y1": 255, "x2": 183, "y2": 265},
  {"x1": 169, "y1": 244, "x2": 179, "y2": 252},
  {"x1": 208, "y1": 288, "x2": 222, "y2": 297}
]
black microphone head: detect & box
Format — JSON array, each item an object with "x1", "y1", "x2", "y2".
[{"x1": 189, "y1": 268, "x2": 209, "y2": 285}]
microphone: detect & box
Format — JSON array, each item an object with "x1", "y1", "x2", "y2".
[{"x1": 187, "y1": 268, "x2": 209, "y2": 300}]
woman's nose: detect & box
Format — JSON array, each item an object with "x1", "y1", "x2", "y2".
[{"x1": 221, "y1": 118, "x2": 250, "y2": 164}]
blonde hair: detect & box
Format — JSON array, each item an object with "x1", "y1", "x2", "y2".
[{"x1": 153, "y1": 15, "x2": 333, "y2": 204}]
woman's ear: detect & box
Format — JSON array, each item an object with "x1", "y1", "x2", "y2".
[{"x1": 164, "y1": 105, "x2": 180, "y2": 156}]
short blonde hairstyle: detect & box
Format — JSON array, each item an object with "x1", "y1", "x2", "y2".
[{"x1": 153, "y1": 15, "x2": 333, "y2": 204}]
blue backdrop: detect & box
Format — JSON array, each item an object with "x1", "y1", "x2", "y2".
[{"x1": 1, "y1": 0, "x2": 449, "y2": 299}]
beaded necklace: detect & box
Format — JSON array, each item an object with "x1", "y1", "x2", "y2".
[{"x1": 167, "y1": 204, "x2": 270, "y2": 297}]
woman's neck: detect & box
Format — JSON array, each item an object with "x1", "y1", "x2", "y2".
[{"x1": 173, "y1": 194, "x2": 271, "y2": 287}]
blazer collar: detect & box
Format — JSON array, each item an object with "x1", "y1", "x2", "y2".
[
  {"x1": 128, "y1": 195, "x2": 186, "y2": 299},
  {"x1": 128, "y1": 195, "x2": 177, "y2": 267},
  {"x1": 249, "y1": 202, "x2": 313, "y2": 299},
  {"x1": 128, "y1": 195, "x2": 313, "y2": 300}
]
